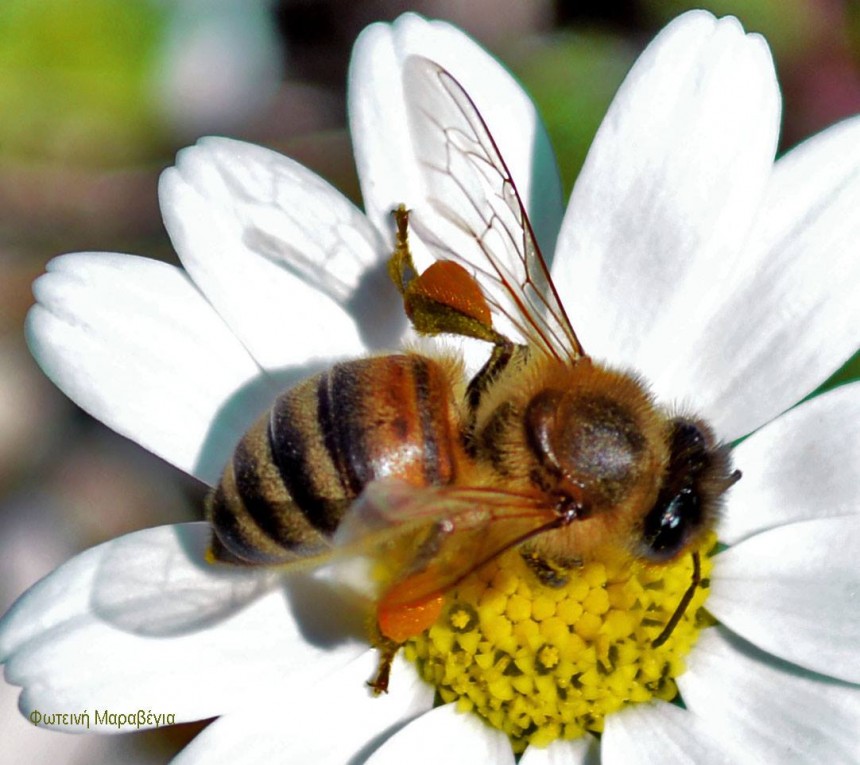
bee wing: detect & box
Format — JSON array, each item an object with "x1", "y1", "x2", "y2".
[
  {"x1": 334, "y1": 478, "x2": 563, "y2": 607},
  {"x1": 402, "y1": 56, "x2": 585, "y2": 363}
]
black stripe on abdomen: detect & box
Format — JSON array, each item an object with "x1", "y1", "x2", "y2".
[
  {"x1": 232, "y1": 437, "x2": 296, "y2": 544},
  {"x1": 269, "y1": 384, "x2": 348, "y2": 536},
  {"x1": 412, "y1": 357, "x2": 443, "y2": 485},
  {"x1": 323, "y1": 364, "x2": 371, "y2": 495}
]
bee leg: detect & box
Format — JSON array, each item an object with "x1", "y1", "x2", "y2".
[
  {"x1": 520, "y1": 548, "x2": 580, "y2": 589},
  {"x1": 367, "y1": 638, "x2": 401, "y2": 696},
  {"x1": 463, "y1": 342, "x2": 528, "y2": 450},
  {"x1": 388, "y1": 204, "x2": 418, "y2": 296},
  {"x1": 387, "y1": 204, "x2": 507, "y2": 345}
]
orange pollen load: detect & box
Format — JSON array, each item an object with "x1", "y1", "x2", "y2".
[{"x1": 407, "y1": 260, "x2": 492, "y2": 327}]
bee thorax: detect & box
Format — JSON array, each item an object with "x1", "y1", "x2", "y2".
[{"x1": 524, "y1": 386, "x2": 656, "y2": 512}]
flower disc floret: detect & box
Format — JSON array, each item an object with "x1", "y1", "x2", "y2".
[{"x1": 403, "y1": 535, "x2": 717, "y2": 751}]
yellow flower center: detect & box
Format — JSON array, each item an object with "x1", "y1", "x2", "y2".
[{"x1": 402, "y1": 534, "x2": 717, "y2": 751}]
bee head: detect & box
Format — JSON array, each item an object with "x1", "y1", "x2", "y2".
[{"x1": 636, "y1": 417, "x2": 740, "y2": 562}]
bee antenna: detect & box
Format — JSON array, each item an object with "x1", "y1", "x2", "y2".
[{"x1": 651, "y1": 551, "x2": 701, "y2": 649}]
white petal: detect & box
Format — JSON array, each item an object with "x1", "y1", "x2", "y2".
[
  {"x1": 349, "y1": 12, "x2": 564, "y2": 257},
  {"x1": 0, "y1": 524, "x2": 370, "y2": 729},
  {"x1": 519, "y1": 735, "x2": 599, "y2": 765},
  {"x1": 26, "y1": 252, "x2": 271, "y2": 485},
  {"x1": 720, "y1": 383, "x2": 860, "y2": 544},
  {"x1": 554, "y1": 12, "x2": 780, "y2": 380},
  {"x1": 679, "y1": 626, "x2": 860, "y2": 763},
  {"x1": 653, "y1": 117, "x2": 860, "y2": 440},
  {"x1": 602, "y1": 701, "x2": 735, "y2": 765},
  {"x1": 172, "y1": 652, "x2": 433, "y2": 765},
  {"x1": 160, "y1": 137, "x2": 381, "y2": 371},
  {"x1": 0, "y1": 681, "x2": 130, "y2": 763},
  {"x1": 364, "y1": 703, "x2": 515, "y2": 765},
  {"x1": 708, "y1": 516, "x2": 860, "y2": 682}
]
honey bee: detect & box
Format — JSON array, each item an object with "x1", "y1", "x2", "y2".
[{"x1": 206, "y1": 56, "x2": 740, "y2": 692}]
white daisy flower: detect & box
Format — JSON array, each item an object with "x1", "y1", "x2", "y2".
[{"x1": 3, "y1": 10, "x2": 860, "y2": 765}]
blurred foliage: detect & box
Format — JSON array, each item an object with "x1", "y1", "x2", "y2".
[
  {"x1": 641, "y1": 0, "x2": 824, "y2": 58},
  {"x1": 508, "y1": 32, "x2": 636, "y2": 196},
  {"x1": 0, "y1": 0, "x2": 167, "y2": 166},
  {"x1": 849, "y1": 1, "x2": 860, "y2": 64}
]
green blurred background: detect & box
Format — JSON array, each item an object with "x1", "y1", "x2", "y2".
[{"x1": 1, "y1": 1, "x2": 858, "y2": 762}]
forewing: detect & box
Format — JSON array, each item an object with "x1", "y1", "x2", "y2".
[
  {"x1": 402, "y1": 55, "x2": 584, "y2": 362},
  {"x1": 334, "y1": 479, "x2": 561, "y2": 607}
]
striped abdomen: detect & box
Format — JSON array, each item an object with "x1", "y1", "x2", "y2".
[{"x1": 207, "y1": 354, "x2": 462, "y2": 564}]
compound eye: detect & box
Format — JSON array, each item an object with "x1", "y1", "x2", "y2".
[{"x1": 641, "y1": 486, "x2": 701, "y2": 561}]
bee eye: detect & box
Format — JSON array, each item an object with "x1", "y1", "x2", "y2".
[
  {"x1": 641, "y1": 485, "x2": 701, "y2": 561},
  {"x1": 637, "y1": 417, "x2": 716, "y2": 562}
]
